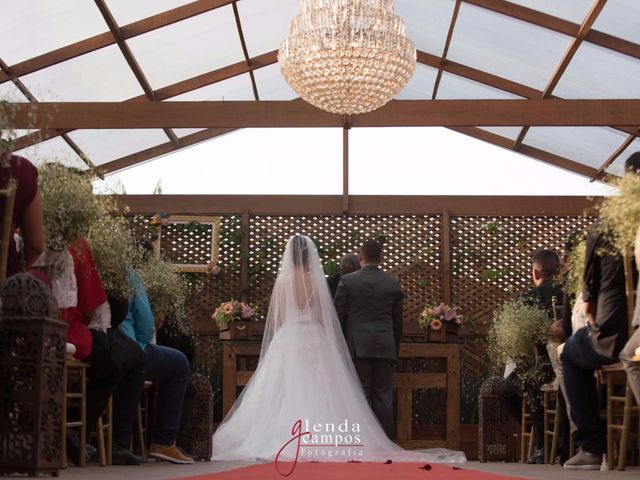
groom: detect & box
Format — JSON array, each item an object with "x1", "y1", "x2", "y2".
[{"x1": 334, "y1": 240, "x2": 404, "y2": 438}]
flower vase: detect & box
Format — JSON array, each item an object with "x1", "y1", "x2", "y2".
[
  {"x1": 219, "y1": 319, "x2": 252, "y2": 340},
  {"x1": 426, "y1": 322, "x2": 460, "y2": 342}
]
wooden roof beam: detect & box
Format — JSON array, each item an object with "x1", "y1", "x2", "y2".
[
  {"x1": 232, "y1": 2, "x2": 260, "y2": 100},
  {"x1": 0, "y1": 0, "x2": 236, "y2": 84},
  {"x1": 11, "y1": 50, "x2": 278, "y2": 151},
  {"x1": 431, "y1": 0, "x2": 462, "y2": 100},
  {"x1": 94, "y1": 0, "x2": 179, "y2": 147},
  {"x1": 463, "y1": 0, "x2": 640, "y2": 60},
  {"x1": 5, "y1": 99, "x2": 640, "y2": 129},
  {"x1": 512, "y1": 0, "x2": 608, "y2": 149}
]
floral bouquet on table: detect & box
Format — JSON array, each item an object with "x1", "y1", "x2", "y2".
[
  {"x1": 419, "y1": 302, "x2": 463, "y2": 331},
  {"x1": 212, "y1": 300, "x2": 255, "y2": 328}
]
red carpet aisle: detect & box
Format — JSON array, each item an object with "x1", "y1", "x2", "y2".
[{"x1": 173, "y1": 462, "x2": 526, "y2": 480}]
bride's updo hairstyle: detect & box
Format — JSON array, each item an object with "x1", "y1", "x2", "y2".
[{"x1": 291, "y1": 234, "x2": 310, "y2": 268}]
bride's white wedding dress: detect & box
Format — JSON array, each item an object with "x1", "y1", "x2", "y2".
[{"x1": 211, "y1": 235, "x2": 465, "y2": 463}]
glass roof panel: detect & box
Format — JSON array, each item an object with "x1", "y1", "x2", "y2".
[
  {"x1": 237, "y1": 0, "x2": 299, "y2": 57},
  {"x1": 13, "y1": 137, "x2": 88, "y2": 170},
  {"x1": 105, "y1": 0, "x2": 195, "y2": 26},
  {"x1": 0, "y1": 82, "x2": 33, "y2": 139},
  {"x1": 253, "y1": 64, "x2": 297, "y2": 100},
  {"x1": 127, "y1": 6, "x2": 245, "y2": 90},
  {"x1": 173, "y1": 128, "x2": 207, "y2": 138},
  {"x1": 525, "y1": 127, "x2": 628, "y2": 169},
  {"x1": 437, "y1": 72, "x2": 523, "y2": 99},
  {"x1": 396, "y1": 0, "x2": 457, "y2": 56},
  {"x1": 20, "y1": 45, "x2": 144, "y2": 101},
  {"x1": 167, "y1": 74, "x2": 254, "y2": 101},
  {"x1": 606, "y1": 137, "x2": 640, "y2": 177},
  {"x1": 554, "y1": 43, "x2": 640, "y2": 99},
  {"x1": 68, "y1": 129, "x2": 169, "y2": 166},
  {"x1": 592, "y1": 0, "x2": 640, "y2": 44},
  {"x1": 448, "y1": 3, "x2": 572, "y2": 90},
  {"x1": 0, "y1": 1, "x2": 107, "y2": 66},
  {"x1": 479, "y1": 127, "x2": 523, "y2": 141},
  {"x1": 507, "y1": 0, "x2": 593, "y2": 23},
  {"x1": 395, "y1": 64, "x2": 438, "y2": 100}
]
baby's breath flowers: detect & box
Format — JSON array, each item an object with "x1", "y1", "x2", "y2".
[
  {"x1": 138, "y1": 256, "x2": 191, "y2": 337},
  {"x1": 488, "y1": 299, "x2": 551, "y2": 381},
  {"x1": 564, "y1": 236, "x2": 587, "y2": 297},
  {"x1": 598, "y1": 172, "x2": 640, "y2": 255},
  {"x1": 39, "y1": 163, "x2": 104, "y2": 251},
  {"x1": 87, "y1": 214, "x2": 142, "y2": 300}
]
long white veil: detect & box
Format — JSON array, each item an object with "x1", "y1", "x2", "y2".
[{"x1": 212, "y1": 235, "x2": 465, "y2": 463}]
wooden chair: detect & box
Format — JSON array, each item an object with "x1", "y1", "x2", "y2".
[
  {"x1": 132, "y1": 380, "x2": 154, "y2": 462},
  {"x1": 603, "y1": 363, "x2": 639, "y2": 471},
  {"x1": 95, "y1": 397, "x2": 113, "y2": 466},
  {"x1": 541, "y1": 382, "x2": 561, "y2": 465},
  {"x1": 520, "y1": 393, "x2": 534, "y2": 463},
  {"x1": 0, "y1": 177, "x2": 16, "y2": 283},
  {"x1": 62, "y1": 359, "x2": 88, "y2": 468}
]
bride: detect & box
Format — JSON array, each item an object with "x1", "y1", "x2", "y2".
[{"x1": 211, "y1": 235, "x2": 464, "y2": 464}]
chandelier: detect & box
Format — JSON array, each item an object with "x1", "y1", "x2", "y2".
[{"x1": 278, "y1": 0, "x2": 416, "y2": 115}]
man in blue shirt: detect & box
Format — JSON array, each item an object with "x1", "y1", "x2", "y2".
[{"x1": 121, "y1": 269, "x2": 193, "y2": 464}]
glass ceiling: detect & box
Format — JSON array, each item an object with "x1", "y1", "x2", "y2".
[{"x1": 1, "y1": 0, "x2": 638, "y2": 181}]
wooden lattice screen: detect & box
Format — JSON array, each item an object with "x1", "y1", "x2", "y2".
[{"x1": 128, "y1": 211, "x2": 593, "y2": 337}]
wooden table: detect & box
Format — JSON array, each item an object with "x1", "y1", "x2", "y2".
[{"x1": 221, "y1": 341, "x2": 460, "y2": 450}]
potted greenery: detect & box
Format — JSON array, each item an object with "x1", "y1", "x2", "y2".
[
  {"x1": 418, "y1": 302, "x2": 463, "y2": 342},
  {"x1": 488, "y1": 299, "x2": 551, "y2": 384},
  {"x1": 212, "y1": 300, "x2": 256, "y2": 340}
]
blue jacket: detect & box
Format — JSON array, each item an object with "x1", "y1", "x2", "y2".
[{"x1": 120, "y1": 269, "x2": 155, "y2": 349}]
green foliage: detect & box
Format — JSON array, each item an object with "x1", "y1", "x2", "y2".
[
  {"x1": 87, "y1": 215, "x2": 142, "y2": 300},
  {"x1": 39, "y1": 164, "x2": 115, "y2": 251},
  {"x1": 598, "y1": 172, "x2": 640, "y2": 255},
  {"x1": 488, "y1": 299, "x2": 551, "y2": 379},
  {"x1": 138, "y1": 256, "x2": 192, "y2": 338}
]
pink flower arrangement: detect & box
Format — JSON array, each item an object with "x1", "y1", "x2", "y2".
[
  {"x1": 212, "y1": 299, "x2": 256, "y2": 327},
  {"x1": 419, "y1": 303, "x2": 463, "y2": 330}
]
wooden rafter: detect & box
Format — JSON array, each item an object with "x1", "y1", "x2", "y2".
[
  {"x1": 6, "y1": 99, "x2": 639, "y2": 129},
  {"x1": 448, "y1": 126, "x2": 600, "y2": 178},
  {"x1": 592, "y1": 126, "x2": 640, "y2": 180},
  {"x1": 99, "y1": 127, "x2": 237, "y2": 174},
  {"x1": 93, "y1": 0, "x2": 179, "y2": 147},
  {"x1": 512, "y1": 0, "x2": 608, "y2": 149},
  {"x1": 232, "y1": 2, "x2": 260, "y2": 100},
  {"x1": 415, "y1": 50, "x2": 638, "y2": 137},
  {"x1": 0, "y1": 58, "x2": 97, "y2": 171},
  {"x1": 0, "y1": 0, "x2": 236, "y2": 84},
  {"x1": 463, "y1": 0, "x2": 640, "y2": 60},
  {"x1": 116, "y1": 194, "x2": 598, "y2": 217},
  {"x1": 11, "y1": 50, "x2": 278, "y2": 151},
  {"x1": 431, "y1": 0, "x2": 462, "y2": 100}
]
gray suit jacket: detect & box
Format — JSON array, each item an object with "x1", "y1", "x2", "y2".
[{"x1": 334, "y1": 265, "x2": 404, "y2": 360}]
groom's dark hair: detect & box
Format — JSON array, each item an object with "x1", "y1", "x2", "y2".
[
  {"x1": 625, "y1": 151, "x2": 640, "y2": 173},
  {"x1": 360, "y1": 240, "x2": 382, "y2": 263}
]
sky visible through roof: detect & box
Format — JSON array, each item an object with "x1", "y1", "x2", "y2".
[{"x1": 99, "y1": 127, "x2": 618, "y2": 196}]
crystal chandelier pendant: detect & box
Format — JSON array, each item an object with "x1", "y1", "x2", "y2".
[{"x1": 279, "y1": 0, "x2": 416, "y2": 115}]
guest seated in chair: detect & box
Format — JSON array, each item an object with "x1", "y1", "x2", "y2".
[
  {"x1": 619, "y1": 152, "x2": 640, "y2": 406},
  {"x1": 121, "y1": 268, "x2": 194, "y2": 464},
  {"x1": 66, "y1": 238, "x2": 146, "y2": 466},
  {"x1": 561, "y1": 152, "x2": 636, "y2": 469},
  {"x1": 498, "y1": 249, "x2": 563, "y2": 464}
]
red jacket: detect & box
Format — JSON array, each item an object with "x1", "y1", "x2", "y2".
[{"x1": 58, "y1": 238, "x2": 107, "y2": 360}]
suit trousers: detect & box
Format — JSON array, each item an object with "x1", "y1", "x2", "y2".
[{"x1": 353, "y1": 358, "x2": 395, "y2": 438}]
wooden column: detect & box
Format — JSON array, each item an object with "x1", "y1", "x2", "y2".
[
  {"x1": 441, "y1": 209, "x2": 452, "y2": 305},
  {"x1": 342, "y1": 123, "x2": 350, "y2": 214},
  {"x1": 239, "y1": 209, "x2": 249, "y2": 303}
]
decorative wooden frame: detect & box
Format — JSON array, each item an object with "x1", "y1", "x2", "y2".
[{"x1": 154, "y1": 215, "x2": 221, "y2": 273}]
